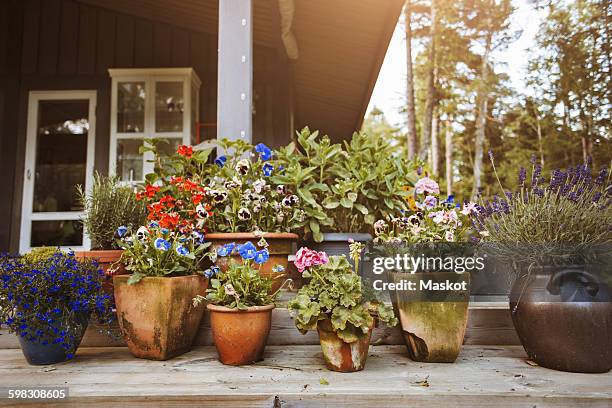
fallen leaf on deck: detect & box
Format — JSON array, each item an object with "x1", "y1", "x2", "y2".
[
  {"x1": 414, "y1": 376, "x2": 430, "y2": 387},
  {"x1": 525, "y1": 360, "x2": 539, "y2": 367},
  {"x1": 319, "y1": 378, "x2": 329, "y2": 385},
  {"x1": 42, "y1": 367, "x2": 56, "y2": 372}
]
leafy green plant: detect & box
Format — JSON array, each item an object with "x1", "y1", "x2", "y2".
[
  {"x1": 287, "y1": 244, "x2": 397, "y2": 343},
  {"x1": 77, "y1": 174, "x2": 147, "y2": 249},
  {"x1": 195, "y1": 241, "x2": 283, "y2": 309},
  {"x1": 0, "y1": 249, "x2": 114, "y2": 357},
  {"x1": 274, "y1": 127, "x2": 416, "y2": 240},
  {"x1": 116, "y1": 224, "x2": 212, "y2": 284}
]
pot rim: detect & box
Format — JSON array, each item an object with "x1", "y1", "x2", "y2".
[
  {"x1": 74, "y1": 249, "x2": 124, "y2": 256},
  {"x1": 206, "y1": 303, "x2": 275, "y2": 313},
  {"x1": 206, "y1": 232, "x2": 298, "y2": 240},
  {"x1": 113, "y1": 274, "x2": 205, "y2": 282},
  {"x1": 310, "y1": 232, "x2": 372, "y2": 242}
]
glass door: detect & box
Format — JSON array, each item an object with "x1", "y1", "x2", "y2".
[{"x1": 20, "y1": 91, "x2": 96, "y2": 253}]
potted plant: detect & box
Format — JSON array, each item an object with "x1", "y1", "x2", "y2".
[
  {"x1": 373, "y1": 176, "x2": 476, "y2": 363},
  {"x1": 139, "y1": 139, "x2": 304, "y2": 289},
  {"x1": 195, "y1": 241, "x2": 285, "y2": 365},
  {"x1": 76, "y1": 173, "x2": 147, "y2": 283},
  {"x1": 114, "y1": 223, "x2": 212, "y2": 360},
  {"x1": 274, "y1": 128, "x2": 415, "y2": 271},
  {"x1": 287, "y1": 242, "x2": 397, "y2": 372},
  {"x1": 473, "y1": 154, "x2": 612, "y2": 373},
  {"x1": 0, "y1": 248, "x2": 114, "y2": 365}
]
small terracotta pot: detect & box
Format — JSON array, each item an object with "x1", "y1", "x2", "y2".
[
  {"x1": 114, "y1": 275, "x2": 207, "y2": 361},
  {"x1": 206, "y1": 232, "x2": 297, "y2": 291},
  {"x1": 207, "y1": 303, "x2": 274, "y2": 365},
  {"x1": 388, "y1": 271, "x2": 470, "y2": 363},
  {"x1": 316, "y1": 318, "x2": 374, "y2": 372},
  {"x1": 74, "y1": 250, "x2": 126, "y2": 295}
]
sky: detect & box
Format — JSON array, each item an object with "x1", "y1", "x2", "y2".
[{"x1": 367, "y1": 0, "x2": 546, "y2": 128}]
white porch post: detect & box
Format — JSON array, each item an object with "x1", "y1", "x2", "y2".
[{"x1": 217, "y1": 0, "x2": 253, "y2": 143}]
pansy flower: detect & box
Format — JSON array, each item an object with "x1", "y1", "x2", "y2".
[
  {"x1": 215, "y1": 155, "x2": 227, "y2": 167},
  {"x1": 116, "y1": 226, "x2": 128, "y2": 238},
  {"x1": 262, "y1": 163, "x2": 274, "y2": 177},
  {"x1": 238, "y1": 207, "x2": 251, "y2": 220},
  {"x1": 175, "y1": 245, "x2": 189, "y2": 256},
  {"x1": 154, "y1": 238, "x2": 171, "y2": 251},
  {"x1": 254, "y1": 249, "x2": 270, "y2": 264},
  {"x1": 255, "y1": 143, "x2": 272, "y2": 161},
  {"x1": 217, "y1": 243, "x2": 236, "y2": 257},
  {"x1": 238, "y1": 241, "x2": 257, "y2": 260}
]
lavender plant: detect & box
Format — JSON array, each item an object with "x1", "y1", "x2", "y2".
[{"x1": 472, "y1": 152, "x2": 612, "y2": 268}]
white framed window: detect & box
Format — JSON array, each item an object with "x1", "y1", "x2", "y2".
[
  {"x1": 20, "y1": 90, "x2": 97, "y2": 253},
  {"x1": 108, "y1": 68, "x2": 202, "y2": 183}
]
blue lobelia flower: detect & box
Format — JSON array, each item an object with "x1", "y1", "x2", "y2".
[
  {"x1": 254, "y1": 249, "x2": 270, "y2": 264},
  {"x1": 176, "y1": 245, "x2": 189, "y2": 256},
  {"x1": 149, "y1": 221, "x2": 159, "y2": 228},
  {"x1": 238, "y1": 241, "x2": 257, "y2": 260},
  {"x1": 217, "y1": 243, "x2": 235, "y2": 257},
  {"x1": 116, "y1": 226, "x2": 128, "y2": 237},
  {"x1": 215, "y1": 155, "x2": 227, "y2": 167},
  {"x1": 255, "y1": 143, "x2": 272, "y2": 161},
  {"x1": 262, "y1": 163, "x2": 274, "y2": 177},
  {"x1": 154, "y1": 238, "x2": 171, "y2": 251},
  {"x1": 192, "y1": 230, "x2": 205, "y2": 244}
]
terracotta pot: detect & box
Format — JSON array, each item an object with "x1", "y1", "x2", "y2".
[
  {"x1": 388, "y1": 272, "x2": 470, "y2": 363},
  {"x1": 207, "y1": 303, "x2": 274, "y2": 365},
  {"x1": 74, "y1": 250, "x2": 126, "y2": 295},
  {"x1": 114, "y1": 275, "x2": 207, "y2": 361},
  {"x1": 206, "y1": 232, "x2": 297, "y2": 291},
  {"x1": 316, "y1": 318, "x2": 374, "y2": 372},
  {"x1": 510, "y1": 266, "x2": 612, "y2": 373}
]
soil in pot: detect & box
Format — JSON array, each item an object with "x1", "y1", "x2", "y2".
[
  {"x1": 316, "y1": 318, "x2": 374, "y2": 372},
  {"x1": 388, "y1": 271, "x2": 470, "y2": 363},
  {"x1": 114, "y1": 275, "x2": 207, "y2": 361},
  {"x1": 510, "y1": 267, "x2": 612, "y2": 373},
  {"x1": 207, "y1": 304, "x2": 274, "y2": 365},
  {"x1": 18, "y1": 312, "x2": 90, "y2": 365},
  {"x1": 206, "y1": 232, "x2": 297, "y2": 292}
]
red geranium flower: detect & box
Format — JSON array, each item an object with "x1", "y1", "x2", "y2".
[{"x1": 177, "y1": 145, "x2": 193, "y2": 158}]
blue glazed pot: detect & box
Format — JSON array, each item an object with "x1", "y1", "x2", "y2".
[{"x1": 18, "y1": 313, "x2": 89, "y2": 365}]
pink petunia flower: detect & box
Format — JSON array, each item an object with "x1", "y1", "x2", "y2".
[{"x1": 294, "y1": 247, "x2": 329, "y2": 273}]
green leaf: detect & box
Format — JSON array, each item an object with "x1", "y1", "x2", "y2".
[
  {"x1": 354, "y1": 203, "x2": 369, "y2": 215},
  {"x1": 340, "y1": 197, "x2": 353, "y2": 208},
  {"x1": 347, "y1": 192, "x2": 358, "y2": 202},
  {"x1": 323, "y1": 200, "x2": 340, "y2": 209}
]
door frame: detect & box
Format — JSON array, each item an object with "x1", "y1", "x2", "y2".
[{"x1": 19, "y1": 90, "x2": 97, "y2": 253}]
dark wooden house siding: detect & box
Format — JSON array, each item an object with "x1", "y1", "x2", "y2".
[{"x1": 0, "y1": 0, "x2": 292, "y2": 252}]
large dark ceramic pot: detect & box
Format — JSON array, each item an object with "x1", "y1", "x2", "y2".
[
  {"x1": 509, "y1": 266, "x2": 612, "y2": 373},
  {"x1": 18, "y1": 312, "x2": 89, "y2": 365}
]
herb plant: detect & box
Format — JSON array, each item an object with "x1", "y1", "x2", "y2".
[
  {"x1": 287, "y1": 243, "x2": 397, "y2": 343},
  {"x1": 472, "y1": 153, "x2": 612, "y2": 267},
  {"x1": 77, "y1": 174, "x2": 147, "y2": 249},
  {"x1": 0, "y1": 249, "x2": 114, "y2": 357},
  {"x1": 195, "y1": 241, "x2": 284, "y2": 309},
  {"x1": 117, "y1": 223, "x2": 212, "y2": 284}
]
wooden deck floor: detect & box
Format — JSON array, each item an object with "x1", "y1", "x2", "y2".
[{"x1": 0, "y1": 345, "x2": 610, "y2": 407}]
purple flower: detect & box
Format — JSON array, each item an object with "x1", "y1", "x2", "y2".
[
  {"x1": 423, "y1": 195, "x2": 437, "y2": 209},
  {"x1": 518, "y1": 167, "x2": 526, "y2": 187}
]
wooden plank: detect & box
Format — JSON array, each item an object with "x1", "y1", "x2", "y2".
[
  {"x1": 153, "y1": 23, "x2": 172, "y2": 67},
  {"x1": 0, "y1": 1, "x2": 9, "y2": 75},
  {"x1": 20, "y1": 0, "x2": 41, "y2": 75},
  {"x1": 114, "y1": 14, "x2": 134, "y2": 68},
  {"x1": 133, "y1": 20, "x2": 153, "y2": 68},
  {"x1": 171, "y1": 28, "x2": 190, "y2": 67},
  {"x1": 57, "y1": 0, "x2": 79, "y2": 75},
  {"x1": 0, "y1": 346, "x2": 609, "y2": 407},
  {"x1": 217, "y1": 0, "x2": 253, "y2": 142},
  {"x1": 0, "y1": 307, "x2": 519, "y2": 349},
  {"x1": 77, "y1": 4, "x2": 97, "y2": 75},
  {"x1": 96, "y1": 9, "x2": 115, "y2": 74},
  {"x1": 38, "y1": 0, "x2": 61, "y2": 75}
]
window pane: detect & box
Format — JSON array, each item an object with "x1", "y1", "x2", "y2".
[
  {"x1": 117, "y1": 82, "x2": 145, "y2": 133},
  {"x1": 116, "y1": 139, "x2": 143, "y2": 182},
  {"x1": 157, "y1": 138, "x2": 182, "y2": 158},
  {"x1": 155, "y1": 82, "x2": 183, "y2": 132},
  {"x1": 33, "y1": 100, "x2": 88, "y2": 212},
  {"x1": 31, "y1": 220, "x2": 83, "y2": 247}
]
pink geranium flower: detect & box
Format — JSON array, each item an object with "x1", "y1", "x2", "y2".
[
  {"x1": 294, "y1": 247, "x2": 329, "y2": 273},
  {"x1": 415, "y1": 177, "x2": 440, "y2": 195}
]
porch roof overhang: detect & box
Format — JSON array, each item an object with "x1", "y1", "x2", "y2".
[{"x1": 77, "y1": 0, "x2": 404, "y2": 141}]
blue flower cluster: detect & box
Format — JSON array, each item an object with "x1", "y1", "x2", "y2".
[
  {"x1": 217, "y1": 241, "x2": 270, "y2": 265},
  {"x1": 0, "y1": 250, "x2": 114, "y2": 354}
]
